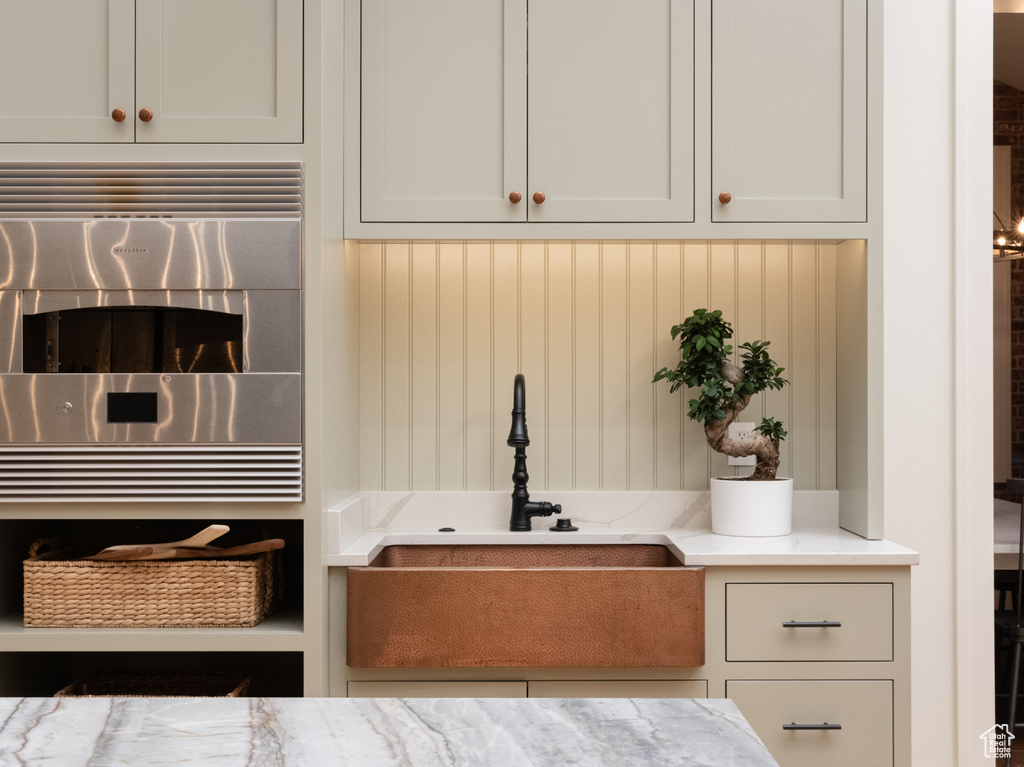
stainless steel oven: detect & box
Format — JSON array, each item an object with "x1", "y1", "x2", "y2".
[{"x1": 0, "y1": 163, "x2": 304, "y2": 502}]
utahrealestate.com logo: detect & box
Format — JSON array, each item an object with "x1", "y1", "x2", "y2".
[{"x1": 982, "y1": 724, "x2": 1014, "y2": 759}]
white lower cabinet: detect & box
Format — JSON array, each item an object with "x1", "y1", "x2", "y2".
[
  {"x1": 333, "y1": 566, "x2": 909, "y2": 764},
  {"x1": 719, "y1": 569, "x2": 907, "y2": 766},
  {"x1": 726, "y1": 680, "x2": 893, "y2": 767}
]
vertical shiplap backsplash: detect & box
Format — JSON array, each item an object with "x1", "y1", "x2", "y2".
[{"x1": 360, "y1": 241, "x2": 837, "y2": 492}]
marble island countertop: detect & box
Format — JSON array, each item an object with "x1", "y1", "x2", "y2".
[
  {"x1": 0, "y1": 696, "x2": 779, "y2": 767},
  {"x1": 325, "y1": 491, "x2": 919, "y2": 567}
]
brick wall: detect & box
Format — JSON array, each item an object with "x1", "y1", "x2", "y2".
[{"x1": 995, "y1": 80, "x2": 1024, "y2": 459}]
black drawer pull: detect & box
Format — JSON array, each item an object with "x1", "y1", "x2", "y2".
[
  {"x1": 782, "y1": 620, "x2": 842, "y2": 628},
  {"x1": 784, "y1": 722, "x2": 842, "y2": 730}
]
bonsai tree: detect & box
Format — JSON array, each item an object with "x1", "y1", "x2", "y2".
[{"x1": 653, "y1": 308, "x2": 788, "y2": 481}]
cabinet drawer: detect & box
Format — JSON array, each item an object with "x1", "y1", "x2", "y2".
[
  {"x1": 726, "y1": 583, "x2": 892, "y2": 661},
  {"x1": 727, "y1": 680, "x2": 892, "y2": 767},
  {"x1": 347, "y1": 681, "x2": 527, "y2": 698},
  {"x1": 528, "y1": 680, "x2": 707, "y2": 698}
]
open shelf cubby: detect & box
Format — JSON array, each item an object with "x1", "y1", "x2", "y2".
[
  {"x1": 0, "y1": 518, "x2": 304, "y2": 638},
  {"x1": 0, "y1": 651, "x2": 304, "y2": 697}
]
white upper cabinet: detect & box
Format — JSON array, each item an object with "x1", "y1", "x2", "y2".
[
  {"x1": 135, "y1": 0, "x2": 303, "y2": 143},
  {"x1": 0, "y1": 0, "x2": 302, "y2": 143},
  {"x1": 527, "y1": 0, "x2": 693, "y2": 223},
  {"x1": 361, "y1": 0, "x2": 528, "y2": 222},
  {"x1": 0, "y1": 0, "x2": 135, "y2": 143},
  {"x1": 711, "y1": 0, "x2": 867, "y2": 223},
  {"x1": 360, "y1": 0, "x2": 693, "y2": 224},
  {"x1": 351, "y1": 0, "x2": 871, "y2": 230}
]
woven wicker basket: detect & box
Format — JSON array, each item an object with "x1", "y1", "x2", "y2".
[
  {"x1": 54, "y1": 669, "x2": 252, "y2": 698},
  {"x1": 24, "y1": 539, "x2": 283, "y2": 628}
]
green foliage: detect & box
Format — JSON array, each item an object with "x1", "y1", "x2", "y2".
[
  {"x1": 652, "y1": 308, "x2": 733, "y2": 395},
  {"x1": 736, "y1": 340, "x2": 788, "y2": 398},
  {"x1": 754, "y1": 417, "x2": 788, "y2": 448},
  {"x1": 652, "y1": 308, "x2": 789, "y2": 429}
]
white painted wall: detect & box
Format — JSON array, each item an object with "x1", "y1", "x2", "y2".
[
  {"x1": 884, "y1": 0, "x2": 993, "y2": 763},
  {"x1": 955, "y1": 1, "x2": 997, "y2": 761}
]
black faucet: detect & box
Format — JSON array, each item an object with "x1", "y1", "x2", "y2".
[{"x1": 507, "y1": 373, "x2": 561, "y2": 531}]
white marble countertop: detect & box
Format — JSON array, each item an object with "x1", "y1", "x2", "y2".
[
  {"x1": 326, "y1": 526, "x2": 919, "y2": 567},
  {"x1": 0, "y1": 697, "x2": 779, "y2": 766},
  {"x1": 325, "y1": 491, "x2": 919, "y2": 567}
]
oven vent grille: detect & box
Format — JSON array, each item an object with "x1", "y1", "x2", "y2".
[
  {"x1": 0, "y1": 163, "x2": 303, "y2": 219},
  {"x1": 0, "y1": 445, "x2": 302, "y2": 503}
]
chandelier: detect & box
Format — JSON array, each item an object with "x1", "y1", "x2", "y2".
[{"x1": 995, "y1": 212, "x2": 1024, "y2": 261}]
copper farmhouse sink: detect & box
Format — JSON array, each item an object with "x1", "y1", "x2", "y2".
[{"x1": 346, "y1": 544, "x2": 704, "y2": 668}]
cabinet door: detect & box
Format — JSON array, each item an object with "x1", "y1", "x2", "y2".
[
  {"x1": 711, "y1": 0, "x2": 867, "y2": 222},
  {"x1": 134, "y1": 0, "x2": 302, "y2": 143},
  {"x1": 727, "y1": 680, "x2": 893, "y2": 767},
  {"x1": 527, "y1": 0, "x2": 693, "y2": 222},
  {"x1": 0, "y1": 0, "x2": 134, "y2": 143},
  {"x1": 360, "y1": 0, "x2": 527, "y2": 222}
]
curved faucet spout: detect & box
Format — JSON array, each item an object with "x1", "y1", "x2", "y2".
[{"x1": 507, "y1": 373, "x2": 529, "y2": 447}]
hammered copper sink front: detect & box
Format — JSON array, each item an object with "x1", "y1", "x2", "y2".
[{"x1": 346, "y1": 544, "x2": 704, "y2": 668}]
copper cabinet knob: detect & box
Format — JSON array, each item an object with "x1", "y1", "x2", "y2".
[
  {"x1": 138, "y1": 108, "x2": 154, "y2": 123},
  {"x1": 718, "y1": 192, "x2": 732, "y2": 204},
  {"x1": 509, "y1": 191, "x2": 522, "y2": 204},
  {"x1": 532, "y1": 191, "x2": 546, "y2": 204},
  {"x1": 111, "y1": 108, "x2": 126, "y2": 123}
]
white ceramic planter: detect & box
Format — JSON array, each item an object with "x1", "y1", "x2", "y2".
[{"x1": 710, "y1": 477, "x2": 793, "y2": 537}]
